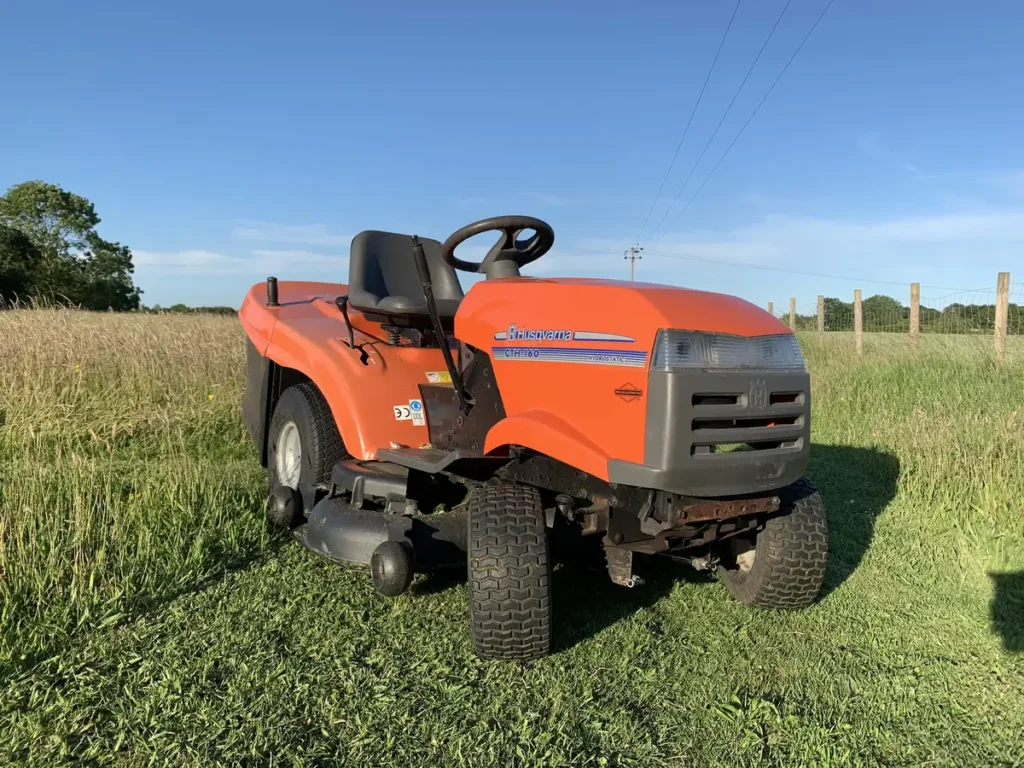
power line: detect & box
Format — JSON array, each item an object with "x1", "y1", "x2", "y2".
[
  {"x1": 636, "y1": 0, "x2": 743, "y2": 241},
  {"x1": 557, "y1": 247, "x2": 983, "y2": 293},
  {"x1": 653, "y1": 0, "x2": 836, "y2": 243},
  {"x1": 642, "y1": 248, "x2": 978, "y2": 292},
  {"x1": 647, "y1": 0, "x2": 795, "y2": 243}
]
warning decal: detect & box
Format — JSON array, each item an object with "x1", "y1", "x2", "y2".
[
  {"x1": 409, "y1": 399, "x2": 425, "y2": 426},
  {"x1": 394, "y1": 399, "x2": 426, "y2": 426}
]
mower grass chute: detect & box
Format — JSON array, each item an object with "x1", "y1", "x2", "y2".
[{"x1": 238, "y1": 215, "x2": 827, "y2": 660}]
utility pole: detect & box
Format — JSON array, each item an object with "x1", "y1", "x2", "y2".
[{"x1": 624, "y1": 245, "x2": 644, "y2": 281}]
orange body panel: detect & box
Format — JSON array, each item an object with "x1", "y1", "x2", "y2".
[
  {"x1": 239, "y1": 276, "x2": 791, "y2": 475},
  {"x1": 456, "y1": 278, "x2": 791, "y2": 478},
  {"x1": 240, "y1": 280, "x2": 454, "y2": 460}
]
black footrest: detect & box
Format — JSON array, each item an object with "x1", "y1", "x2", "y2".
[
  {"x1": 331, "y1": 460, "x2": 408, "y2": 509},
  {"x1": 376, "y1": 448, "x2": 485, "y2": 474}
]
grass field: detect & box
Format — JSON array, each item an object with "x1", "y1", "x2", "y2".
[{"x1": 1, "y1": 309, "x2": 1022, "y2": 767}]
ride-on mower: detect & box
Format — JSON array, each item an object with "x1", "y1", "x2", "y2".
[{"x1": 239, "y1": 215, "x2": 827, "y2": 660}]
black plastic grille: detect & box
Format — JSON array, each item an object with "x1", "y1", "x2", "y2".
[{"x1": 688, "y1": 383, "x2": 807, "y2": 457}]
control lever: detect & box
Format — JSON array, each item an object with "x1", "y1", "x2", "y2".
[
  {"x1": 411, "y1": 235, "x2": 471, "y2": 414},
  {"x1": 335, "y1": 295, "x2": 356, "y2": 349}
]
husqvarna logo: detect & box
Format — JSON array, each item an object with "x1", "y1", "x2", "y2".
[
  {"x1": 506, "y1": 323, "x2": 572, "y2": 341},
  {"x1": 750, "y1": 378, "x2": 768, "y2": 411}
]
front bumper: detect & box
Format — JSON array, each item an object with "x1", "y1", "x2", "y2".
[{"x1": 607, "y1": 369, "x2": 810, "y2": 497}]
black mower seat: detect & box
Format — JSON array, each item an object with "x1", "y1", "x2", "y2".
[{"x1": 347, "y1": 230, "x2": 464, "y2": 321}]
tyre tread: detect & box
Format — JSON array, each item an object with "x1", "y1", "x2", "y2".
[
  {"x1": 721, "y1": 477, "x2": 828, "y2": 610},
  {"x1": 468, "y1": 482, "x2": 552, "y2": 660}
]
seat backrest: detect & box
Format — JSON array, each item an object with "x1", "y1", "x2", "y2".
[{"x1": 347, "y1": 230, "x2": 464, "y2": 319}]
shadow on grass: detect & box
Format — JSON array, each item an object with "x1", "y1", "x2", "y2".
[
  {"x1": 551, "y1": 554, "x2": 696, "y2": 653},
  {"x1": 545, "y1": 443, "x2": 900, "y2": 651},
  {"x1": 399, "y1": 443, "x2": 900, "y2": 653},
  {"x1": 231, "y1": 442, "x2": 899, "y2": 657},
  {"x1": 809, "y1": 444, "x2": 900, "y2": 599},
  {"x1": 409, "y1": 567, "x2": 467, "y2": 596},
  {"x1": 990, "y1": 572, "x2": 1024, "y2": 653}
]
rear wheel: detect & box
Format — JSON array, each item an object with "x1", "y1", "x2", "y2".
[
  {"x1": 467, "y1": 482, "x2": 552, "y2": 660},
  {"x1": 266, "y1": 382, "x2": 347, "y2": 528},
  {"x1": 718, "y1": 477, "x2": 828, "y2": 609}
]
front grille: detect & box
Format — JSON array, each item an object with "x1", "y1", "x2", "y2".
[
  {"x1": 609, "y1": 368, "x2": 812, "y2": 497},
  {"x1": 688, "y1": 381, "x2": 806, "y2": 457}
]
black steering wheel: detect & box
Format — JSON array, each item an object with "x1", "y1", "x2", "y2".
[{"x1": 440, "y1": 215, "x2": 555, "y2": 278}]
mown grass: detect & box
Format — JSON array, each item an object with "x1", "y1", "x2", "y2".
[{"x1": 0, "y1": 310, "x2": 1022, "y2": 766}]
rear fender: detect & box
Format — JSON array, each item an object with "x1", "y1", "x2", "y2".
[
  {"x1": 484, "y1": 410, "x2": 611, "y2": 481},
  {"x1": 239, "y1": 280, "x2": 369, "y2": 465},
  {"x1": 257, "y1": 327, "x2": 367, "y2": 463},
  {"x1": 242, "y1": 338, "x2": 316, "y2": 467}
]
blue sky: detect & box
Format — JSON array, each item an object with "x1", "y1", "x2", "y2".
[{"x1": 3, "y1": 0, "x2": 1023, "y2": 310}]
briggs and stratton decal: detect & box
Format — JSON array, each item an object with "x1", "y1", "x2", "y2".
[
  {"x1": 614, "y1": 383, "x2": 643, "y2": 402},
  {"x1": 491, "y1": 347, "x2": 647, "y2": 367},
  {"x1": 494, "y1": 324, "x2": 635, "y2": 343}
]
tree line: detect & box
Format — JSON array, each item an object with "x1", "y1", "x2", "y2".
[
  {"x1": 3, "y1": 180, "x2": 1015, "y2": 329},
  {"x1": 792, "y1": 294, "x2": 1022, "y2": 334},
  {"x1": 139, "y1": 304, "x2": 237, "y2": 315},
  {"x1": 0, "y1": 181, "x2": 142, "y2": 310}
]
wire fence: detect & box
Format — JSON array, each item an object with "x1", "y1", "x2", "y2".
[{"x1": 768, "y1": 272, "x2": 1019, "y2": 362}]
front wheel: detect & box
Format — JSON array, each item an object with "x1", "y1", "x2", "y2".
[
  {"x1": 467, "y1": 482, "x2": 552, "y2": 660},
  {"x1": 718, "y1": 477, "x2": 828, "y2": 610},
  {"x1": 266, "y1": 382, "x2": 347, "y2": 528}
]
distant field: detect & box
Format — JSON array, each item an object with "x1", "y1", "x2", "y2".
[{"x1": 1, "y1": 310, "x2": 1022, "y2": 767}]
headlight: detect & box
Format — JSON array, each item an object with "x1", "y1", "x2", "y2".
[{"x1": 650, "y1": 330, "x2": 805, "y2": 372}]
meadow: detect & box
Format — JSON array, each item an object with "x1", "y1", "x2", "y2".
[{"x1": 0, "y1": 309, "x2": 1021, "y2": 766}]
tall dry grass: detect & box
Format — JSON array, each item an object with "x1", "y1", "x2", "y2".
[{"x1": 0, "y1": 310, "x2": 268, "y2": 667}]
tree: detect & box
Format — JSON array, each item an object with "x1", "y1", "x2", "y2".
[
  {"x1": 861, "y1": 294, "x2": 906, "y2": 332},
  {"x1": 861, "y1": 294, "x2": 903, "y2": 316},
  {"x1": 0, "y1": 180, "x2": 141, "y2": 310},
  {"x1": 0, "y1": 224, "x2": 42, "y2": 303},
  {"x1": 822, "y1": 297, "x2": 853, "y2": 330}
]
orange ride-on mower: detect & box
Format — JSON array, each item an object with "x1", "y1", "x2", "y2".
[{"x1": 239, "y1": 215, "x2": 827, "y2": 660}]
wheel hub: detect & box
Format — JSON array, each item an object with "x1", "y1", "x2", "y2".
[{"x1": 276, "y1": 421, "x2": 302, "y2": 488}]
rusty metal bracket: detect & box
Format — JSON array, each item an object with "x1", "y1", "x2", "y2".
[
  {"x1": 675, "y1": 494, "x2": 780, "y2": 523},
  {"x1": 603, "y1": 542, "x2": 643, "y2": 587},
  {"x1": 580, "y1": 497, "x2": 610, "y2": 536},
  {"x1": 638, "y1": 489, "x2": 674, "y2": 536}
]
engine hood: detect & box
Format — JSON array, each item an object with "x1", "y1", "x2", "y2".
[{"x1": 455, "y1": 277, "x2": 790, "y2": 355}]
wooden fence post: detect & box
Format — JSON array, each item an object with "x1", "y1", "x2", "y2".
[
  {"x1": 910, "y1": 282, "x2": 920, "y2": 346},
  {"x1": 995, "y1": 271, "x2": 1010, "y2": 363},
  {"x1": 854, "y1": 289, "x2": 863, "y2": 355},
  {"x1": 767, "y1": 301, "x2": 774, "y2": 316},
  {"x1": 817, "y1": 295, "x2": 824, "y2": 338},
  {"x1": 789, "y1": 298, "x2": 796, "y2": 331}
]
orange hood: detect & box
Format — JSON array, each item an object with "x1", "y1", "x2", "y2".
[{"x1": 455, "y1": 277, "x2": 790, "y2": 354}]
